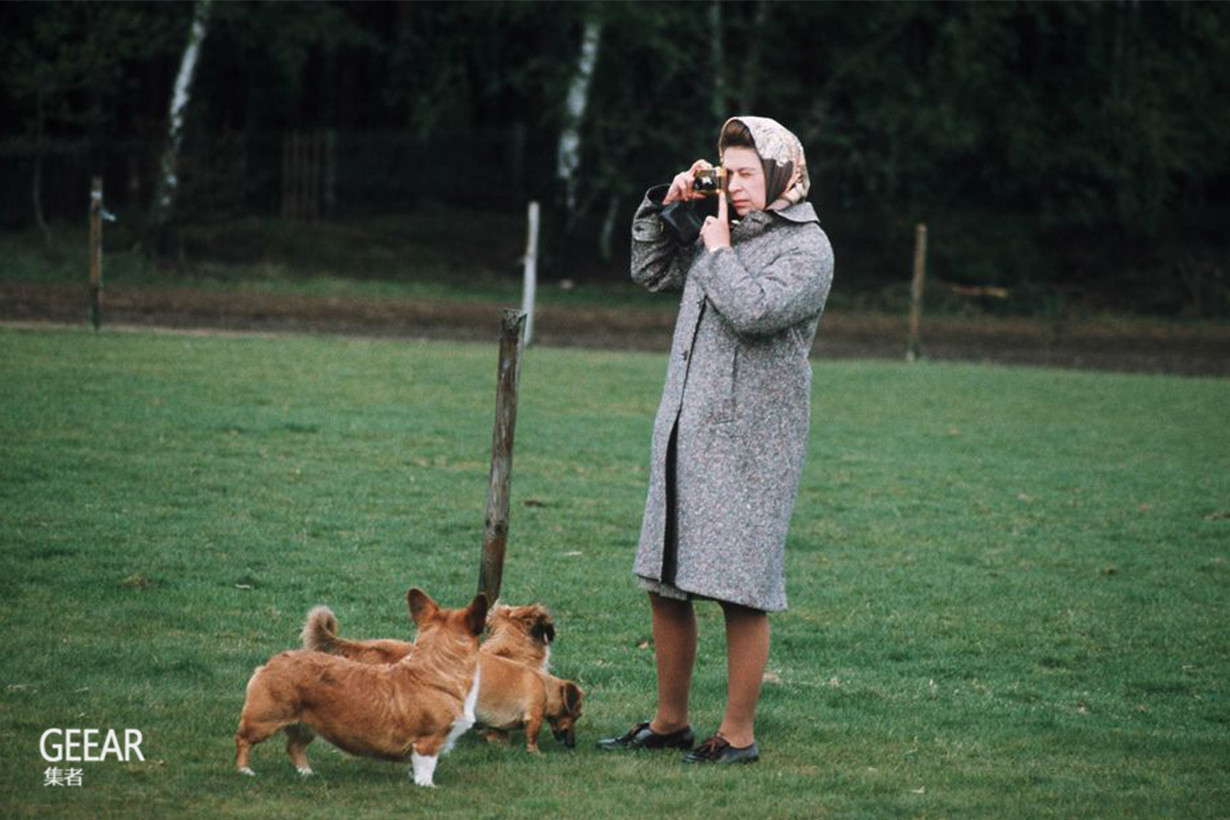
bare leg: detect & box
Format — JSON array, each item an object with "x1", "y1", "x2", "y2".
[
  {"x1": 717, "y1": 601, "x2": 769, "y2": 748},
  {"x1": 648, "y1": 592, "x2": 696, "y2": 734}
]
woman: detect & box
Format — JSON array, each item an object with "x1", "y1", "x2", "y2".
[{"x1": 597, "y1": 116, "x2": 834, "y2": 764}]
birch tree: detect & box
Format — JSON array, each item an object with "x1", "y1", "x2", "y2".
[
  {"x1": 146, "y1": 0, "x2": 212, "y2": 255},
  {"x1": 556, "y1": 17, "x2": 602, "y2": 215}
]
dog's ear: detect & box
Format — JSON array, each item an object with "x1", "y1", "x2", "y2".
[
  {"x1": 485, "y1": 603, "x2": 506, "y2": 628},
  {"x1": 407, "y1": 588, "x2": 437, "y2": 625},
  {"x1": 561, "y1": 681, "x2": 583, "y2": 714},
  {"x1": 465, "y1": 593, "x2": 489, "y2": 637}
]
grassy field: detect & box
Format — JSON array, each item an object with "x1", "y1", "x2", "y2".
[{"x1": 1, "y1": 325, "x2": 1227, "y2": 818}]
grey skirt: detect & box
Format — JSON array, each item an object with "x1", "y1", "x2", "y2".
[{"x1": 637, "y1": 422, "x2": 717, "y2": 605}]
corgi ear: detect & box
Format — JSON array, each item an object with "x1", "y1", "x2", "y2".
[
  {"x1": 407, "y1": 588, "x2": 437, "y2": 625},
  {"x1": 561, "y1": 681, "x2": 583, "y2": 714},
  {"x1": 485, "y1": 603, "x2": 506, "y2": 627},
  {"x1": 465, "y1": 593, "x2": 489, "y2": 637}
]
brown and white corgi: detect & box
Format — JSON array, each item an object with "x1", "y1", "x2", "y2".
[
  {"x1": 301, "y1": 601, "x2": 582, "y2": 752},
  {"x1": 301, "y1": 600, "x2": 554, "y2": 671},
  {"x1": 234, "y1": 589, "x2": 486, "y2": 787}
]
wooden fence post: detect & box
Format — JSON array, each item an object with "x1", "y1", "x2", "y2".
[
  {"x1": 89, "y1": 177, "x2": 103, "y2": 330},
  {"x1": 907, "y1": 223, "x2": 928, "y2": 362},
  {"x1": 478, "y1": 309, "x2": 528, "y2": 605}
]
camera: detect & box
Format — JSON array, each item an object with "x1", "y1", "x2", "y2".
[
  {"x1": 692, "y1": 167, "x2": 727, "y2": 196},
  {"x1": 651, "y1": 165, "x2": 726, "y2": 245},
  {"x1": 659, "y1": 196, "x2": 719, "y2": 245}
]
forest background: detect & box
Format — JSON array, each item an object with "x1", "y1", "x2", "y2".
[{"x1": 2, "y1": 0, "x2": 1228, "y2": 319}]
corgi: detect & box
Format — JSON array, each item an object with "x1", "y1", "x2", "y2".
[
  {"x1": 301, "y1": 600, "x2": 554, "y2": 671},
  {"x1": 235, "y1": 589, "x2": 486, "y2": 787},
  {"x1": 301, "y1": 601, "x2": 581, "y2": 752}
]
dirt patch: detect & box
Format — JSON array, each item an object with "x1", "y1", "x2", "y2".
[{"x1": 3, "y1": 282, "x2": 1228, "y2": 377}]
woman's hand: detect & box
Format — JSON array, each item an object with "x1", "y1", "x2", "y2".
[
  {"x1": 701, "y1": 187, "x2": 731, "y2": 252},
  {"x1": 663, "y1": 159, "x2": 714, "y2": 205}
]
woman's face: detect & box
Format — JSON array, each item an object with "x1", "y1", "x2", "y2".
[{"x1": 722, "y1": 147, "x2": 766, "y2": 217}]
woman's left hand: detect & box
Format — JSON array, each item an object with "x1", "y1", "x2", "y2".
[{"x1": 701, "y1": 190, "x2": 731, "y2": 252}]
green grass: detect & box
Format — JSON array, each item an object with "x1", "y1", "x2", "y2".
[{"x1": 1, "y1": 326, "x2": 1227, "y2": 818}]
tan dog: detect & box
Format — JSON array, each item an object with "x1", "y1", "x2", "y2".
[
  {"x1": 478, "y1": 653, "x2": 583, "y2": 752},
  {"x1": 235, "y1": 589, "x2": 487, "y2": 787},
  {"x1": 301, "y1": 602, "x2": 581, "y2": 752},
  {"x1": 482, "y1": 603, "x2": 555, "y2": 672},
  {"x1": 301, "y1": 601, "x2": 555, "y2": 670}
]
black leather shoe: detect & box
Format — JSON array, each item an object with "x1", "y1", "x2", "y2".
[
  {"x1": 681, "y1": 733, "x2": 759, "y2": 764},
  {"x1": 597, "y1": 721, "x2": 695, "y2": 752}
]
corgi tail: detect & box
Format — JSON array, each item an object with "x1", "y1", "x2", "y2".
[{"x1": 300, "y1": 606, "x2": 341, "y2": 653}]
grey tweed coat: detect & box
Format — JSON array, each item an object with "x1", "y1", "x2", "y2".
[{"x1": 631, "y1": 187, "x2": 834, "y2": 611}]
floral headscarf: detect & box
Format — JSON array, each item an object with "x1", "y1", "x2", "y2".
[{"x1": 718, "y1": 116, "x2": 811, "y2": 211}]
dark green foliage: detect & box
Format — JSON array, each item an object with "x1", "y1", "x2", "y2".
[{"x1": 1, "y1": 1, "x2": 1228, "y2": 314}]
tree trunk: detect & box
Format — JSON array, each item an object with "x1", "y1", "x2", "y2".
[
  {"x1": 557, "y1": 17, "x2": 602, "y2": 220},
  {"x1": 145, "y1": 0, "x2": 212, "y2": 256}
]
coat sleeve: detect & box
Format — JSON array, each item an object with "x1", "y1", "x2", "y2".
[
  {"x1": 630, "y1": 185, "x2": 694, "y2": 294},
  {"x1": 691, "y1": 224, "x2": 834, "y2": 336}
]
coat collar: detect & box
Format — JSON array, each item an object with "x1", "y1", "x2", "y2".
[
  {"x1": 770, "y1": 201, "x2": 819, "y2": 225},
  {"x1": 731, "y1": 201, "x2": 819, "y2": 240}
]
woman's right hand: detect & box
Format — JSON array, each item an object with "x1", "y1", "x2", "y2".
[{"x1": 663, "y1": 159, "x2": 714, "y2": 205}]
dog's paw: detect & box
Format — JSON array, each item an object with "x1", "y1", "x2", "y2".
[
  {"x1": 297, "y1": 766, "x2": 315, "y2": 778},
  {"x1": 238, "y1": 767, "x2": 256, "y2": 777},
  {"x1": 410, "y1": 752, "x2": 438, "y2": 788}
]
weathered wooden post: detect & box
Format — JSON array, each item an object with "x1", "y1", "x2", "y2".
[
  {"x1": 907, "y1": 223, "x2": 928, "y2": 362},
  {"x1": 478, "y1": 309, "x2": 528, "y2": 605},
  {"x1": 89, "y1": 177, "x2": 104, "y2": 330}
]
